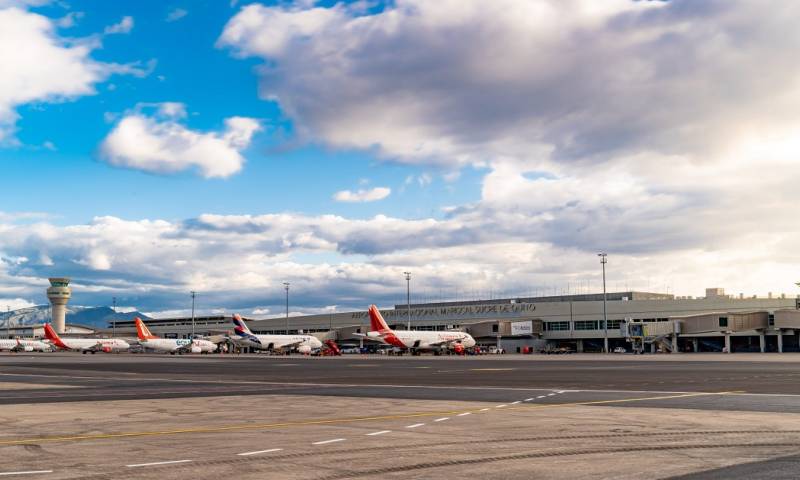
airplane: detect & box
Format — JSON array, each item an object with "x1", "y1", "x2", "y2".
[
  {"x1": 0, "y1": 338, "x2": 51, "y2": 352},
  {"x1": 44, "y1": 323, "x2": 130, "y2": 354},
  {"x1": 230, "y1": 314, "x2": 322, "y2": 354},
  {"x1": 134, "y1": 318, "x2": 217, "y2": 354},
  {"x1": 360, "y1": 304, "x2": 476, "y2": 355}
]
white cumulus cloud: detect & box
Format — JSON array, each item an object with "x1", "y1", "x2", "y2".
[
  {"x1": 166, "y1": 8, "x2": 188, "y2": 22},
  {"x1": 104, "y1": 15, "x2": 134, "y2": 35},
  {"x1": 333, "y1": 187, "x2": 391, "y2": 203},
  {"x1": 99, "y1": 103, "x2": 261, "y2": 178},
  {"x1": 0, "y1": 6, "x2": 145, "y2": 143}
]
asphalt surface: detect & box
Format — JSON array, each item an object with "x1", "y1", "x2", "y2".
[
  {"x1": 1, "y1": 353, "x2": 800, "y2": 411},
  {"x1": 3, "y1": 353, "x2": 800, "y2": 479}
]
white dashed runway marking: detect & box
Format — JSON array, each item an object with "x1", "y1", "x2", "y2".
[
  {"x1": 237, "y1": 448, "x2": 283, "y2": 456},
  {"x1": 127, "y1": 460, "x2": 192, "y2": 468},
  {"x1": 0, "y1": 471, "x2": 54, "y2": 477},
  {"x1": 313, "y1": 438, "x2": 346, "y2": 445}
]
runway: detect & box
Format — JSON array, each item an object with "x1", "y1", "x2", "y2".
[{"x1": 2, "y1": 353, "x2": 800, "y2": 479}]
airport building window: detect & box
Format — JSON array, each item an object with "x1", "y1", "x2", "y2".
[
  {"x1": 719, "y1": 316, "x2": 728, "y2": 328},
  {"x1": 606, "y1": 320, "x2": 623, "y2": 329},
  {"x1": 769, "y1": 314, "x2": 775, "y2": 326},
  {"x1": 545, "y1": 321, "x2": 570, "y2": 331},
  {"x1": 574, "y1": 320, "x2": 599, "y2": 330},
  {"x1": 492, "y1": 324, "x2": 499, "y2": 333}
]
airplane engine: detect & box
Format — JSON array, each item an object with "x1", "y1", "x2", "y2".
[
  {"x1": 297, "y1": 345, "x2": 312, "y2": 354},
  {"x1": 191, "y1": 345, "x2": 202, "y2": 354},
  {"x1": 23, "y1": 345, "x2": 34, "y2": 352},
  {"x1": 102, "y1": 346, "x2": 112, "y2": 353}
]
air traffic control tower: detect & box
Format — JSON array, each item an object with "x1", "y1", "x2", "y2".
[{"x1": 47, "y1": 277, "x2": 72, "y2": 333}]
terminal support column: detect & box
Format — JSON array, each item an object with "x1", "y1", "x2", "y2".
[
  {"x1": 692, "y1": 338, "x2": 699, "y2": 353},
  {"x1": 777, "y1": 332, "x2": 784, "y2": 353},
  {"x1": 759, "y1": 333, "x2": 766, "y2": 353},
  {"x1": 724, "y1": 333, "x2": 731, "y2": 353}
]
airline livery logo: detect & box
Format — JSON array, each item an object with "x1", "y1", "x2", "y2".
[
  {"x1": 232, "y1": 315, "x2": 261, "y2": 344},
  {"x1": 43, "y1": 324, "x2": 68, "y2": 349},
  {"x1": 134, "y1": 318, "x2": 158, "y2": 340}
]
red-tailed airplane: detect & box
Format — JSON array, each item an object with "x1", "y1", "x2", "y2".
[
  {"x1": 44, "y1": 323, "x2": 129, "y2": 354},
  {"x1": 361, "y1": 305, "x2": 475, "y2": 354}
]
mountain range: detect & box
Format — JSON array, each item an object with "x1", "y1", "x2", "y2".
[{"x1": 0, "y1": 305, "x2": 151, "y2": 329}]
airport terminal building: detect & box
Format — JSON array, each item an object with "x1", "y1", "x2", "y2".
[{"x1": 109, "y1": 288, "x2": 800, "y2": 354}]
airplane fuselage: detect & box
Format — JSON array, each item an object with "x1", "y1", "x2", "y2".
[
  {"x1": 367, "y1": 330, "x2": 475, "y2": 350},
  {"x1": 55, "y1": 338, "x2": 130, "y2": 352},
  {"x1": 232, "y1": 333, "x2": 322, "y2": 352},
  {"x1": 0, "y1": 339, "x2": 51, "y2": 352},
  {"x1": 140, "y1": 338, "x2": 217, "y2": 353}
]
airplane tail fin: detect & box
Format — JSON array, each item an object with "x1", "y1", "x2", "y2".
[
  {"x1": 368, "y1": 305, "x2": 391, "y2": 333},
  {"x1": 134, "y1": 317, "x2": 158, "y2": 340},
  {"x1": 43, "y1": 323, "x2": 68, "y2": 349},
  {"x1": 232, "y1": 314, "x2": 252, "y2": 336}
]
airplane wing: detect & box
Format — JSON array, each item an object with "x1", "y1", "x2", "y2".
[
  {"x1": 80, "y1": 342, "x2": 105, "y2": 353},
  {"x1": 274, "y1": 340, "x2": 304, "y2": 350},
  {"x1": 174, "y1": 342, "x2": 197, "y2": 354},
  {"x1": 426, "y1": 339, "x2": 464, "y2": 348}
]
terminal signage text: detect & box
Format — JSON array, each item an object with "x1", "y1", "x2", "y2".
[{"x1": 350, "y1": 303, "x2": 536, "y2": 320}]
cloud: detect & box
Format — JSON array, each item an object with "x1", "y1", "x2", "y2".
[
  {"x1": 219, "y1": 0, "x2": 800, "y2": 168},
  {"x1": 104, "y1": 15, "x2": 133, "y2": 35},
  {"x1": 214, "y1": 0, "x2": 800, "y2": 297},
  {"x1": 56, "y1": 11, "x2": 84, "y2": 28},
  {"x1": 166, "y1": 8, "x2": 188, "y2": 22},
  {"x1": 0, "y1": 211, "x2": 797, "y2": 315},
  {"x1": 0, "y1": 298, "x2": 36, "y2": 311},
  {"x1": 333, "y1": 187, "x2": 391, "y2": 203},
  {"x1": 99, "y1": 103, "x2": 261, "y2": 178},
  {"x1": 2, "y1": 1, "x2": 800, "y2": 315},
  {"x1": 0, "y1": 6, "x2": 142, "y2": 142}
]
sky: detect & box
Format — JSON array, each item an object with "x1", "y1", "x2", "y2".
[{"x1": 1, "y1": 0, "x2": 799, "y2": 318}]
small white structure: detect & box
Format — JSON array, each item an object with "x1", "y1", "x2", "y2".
[{"x1": 47, "y1": 277, "x2": 72, "y2": 334}]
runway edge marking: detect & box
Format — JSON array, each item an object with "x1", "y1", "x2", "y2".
[{"x1": 0, "y1": 391, "x2": 734, "y2": 447}]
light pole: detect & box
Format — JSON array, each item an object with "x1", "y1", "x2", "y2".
[
  {"x1": 283, "y1": 282, "x2": 290, "y2": 334},
  {"x1": 190, "y1": 291, "x2": 197, "y2": 339},
  {"x1": 404, "y1": 272, "x2": 411, "y2": 331},
  {"x1": 598, "y1": 253, "x2": 608, "y2": 353},
  {"x1": 112, "y1": 297, "x2": 117, "y2": 338},
  {"x1": 6, "y1": 305, "x2": 9, "y2": 339}
]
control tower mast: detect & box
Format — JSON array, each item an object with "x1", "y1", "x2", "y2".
[{"x1": 47, "y1": 278, "x2": 72, "y2": 334}]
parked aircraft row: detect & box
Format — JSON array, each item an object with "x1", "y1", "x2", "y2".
[
  {"x1": 2, "y1": 305, "x2": 476, "y2": 356},
  {"x1": 0, "y1": 338, "x2": 51, "y2": 352}
]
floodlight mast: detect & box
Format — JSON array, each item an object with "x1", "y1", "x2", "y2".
[{"x1": 598, "y1": 253, "x2": 608, "y2": 353}]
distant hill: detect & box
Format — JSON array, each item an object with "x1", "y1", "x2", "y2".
[{"x1": 0, "y1": 305, "x2": 151, "y2": 329}]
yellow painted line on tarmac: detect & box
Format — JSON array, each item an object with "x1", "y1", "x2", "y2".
[
  {"x1": 0, "y1": 391, "x2": 729, "y2": 447},
  {"x1": 502, "y1": 391, "x2": 734, "y2": 414}
]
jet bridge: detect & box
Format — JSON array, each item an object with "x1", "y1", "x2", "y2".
[{"x1": 622, "y1": 319, "x2": 679, "y2": 353}]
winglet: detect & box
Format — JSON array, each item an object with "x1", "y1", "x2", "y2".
[
  {"x1": 134, "y1": 317, "x2": 158, "y2": 340},
  {"x1": 43, "y1": 323, "x2": 68, "y2": 350},
  {"x1": 368, "y1": 305, "x2": 391, "y2": 333}
]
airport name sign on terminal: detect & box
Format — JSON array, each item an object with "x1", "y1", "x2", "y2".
[{"x1": 350, "y1": 303, "x2": 537, "y2": 320}]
